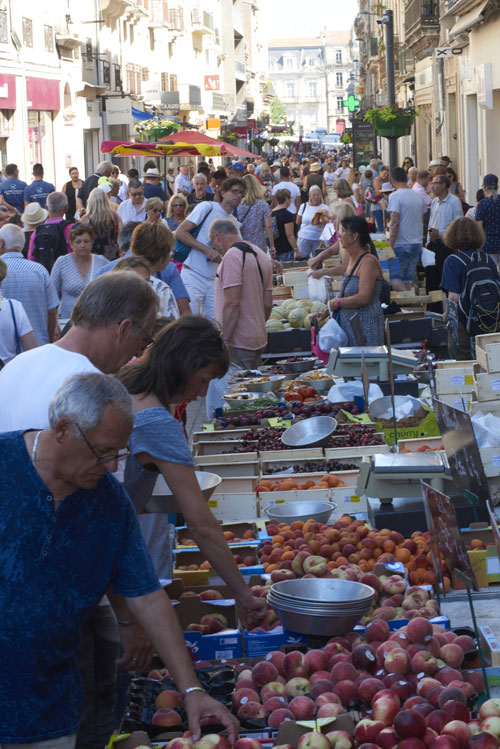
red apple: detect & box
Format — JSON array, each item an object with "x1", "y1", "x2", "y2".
[
  {"x1": 428, "y1": 738, "x2": 460, "y2": 749},
  {"x1": 466, "y1": 733, "x2": 498, "y2": 749},
  {"x1": 376, "y1": 727, "x2": 399, "y2": 749}
]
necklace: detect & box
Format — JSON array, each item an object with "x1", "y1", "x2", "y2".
[{"x1": 32, "y1": 430, "x2": 43, "y2": 464}]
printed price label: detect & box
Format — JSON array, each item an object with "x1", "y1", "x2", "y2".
[
  {"x1": 207, "y1": 499, "x2": 218, "y2": 508},
  {"x1": 452, "y1": 400, "x2": 470, "y2": 411},
  {"x1": 492, "y1": 455, "x2": 500, "y2": 467},
  {"x1": 450, "y1": 374, "x2": 465, "y2": 386},
  {"x1": 202, "y1": 423, "x2": 215, "y2": 431},
  {"x1": 492, "y1": 379, "x2": 500, "y2": 392},
  {"x1": 350, "y1": 495, "x2": 361, "y2": 503},
  {"x1": 268, "y1": 418, "x2": 281, "y2": 427}
]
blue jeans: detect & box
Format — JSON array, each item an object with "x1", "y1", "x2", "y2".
[
  {"x1": 298, "y1": 237, "x2": 320, "y2": 258},
  {"x1": 370, "y1": 207, "x2": 384, "y2": 232},
  {"x1": 393, "y1": 243, "x2": 422, "y2": 284}
]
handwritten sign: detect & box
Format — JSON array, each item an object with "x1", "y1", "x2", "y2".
[
  {"x1": 433, "y1": 398, "x2": 490, "y2": 506},
  {"x1": 421, "y1": 481, "x2": 478, "y2": 590}
]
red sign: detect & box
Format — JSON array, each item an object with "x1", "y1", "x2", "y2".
[
  {"x1": 26, "y1": 78, "x2": 60, "y2": 111},
  {"x1": 336, "y1": 119, "x2": 346, "y2": 134},
  {"x1": 204, "y1": 75, "x2": 220, "y2": 92},
  {"x1": 0, "y1": 74, "x2": 16, "y2": 109}
]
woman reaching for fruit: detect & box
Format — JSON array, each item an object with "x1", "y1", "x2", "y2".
[{"x1": 117, "y1": 315, "x2": 267, "y2": 625}]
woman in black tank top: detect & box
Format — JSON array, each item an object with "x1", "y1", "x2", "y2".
[{"x1": 62, "y1": 167, "x2": 83, "y2": 222}]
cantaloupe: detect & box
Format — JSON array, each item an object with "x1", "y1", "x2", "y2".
[
  {"x1": 311, "y1": 301, "x2": 327, "y2": 314},
  {"x1": 266, "y1": 319, "x2": 284, "y2": 331},
  {"x1": 269, "y1": 309, "x2": 283, "y2": 321},
  {"x1": 302, "y1": 315, "x2": 312, "y2": 329},
  {"x1": 288, "y1": 308, "x2": 306, "y2": 328},
  {"x1": 297, "y1": 299, "x2": 312, "y2": 308}
]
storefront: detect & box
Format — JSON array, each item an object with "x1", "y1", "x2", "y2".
[
  {"x1": 0, "y1": 73, "x2": 15, "y2": 170},
  {"x1": 25, "y1": 77, "x2": 60, "y2": 182}
]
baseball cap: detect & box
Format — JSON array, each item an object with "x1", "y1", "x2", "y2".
[
  {"x1": 232, "y1": 161, "x2": 245, "y2": 172},
  {"x1": 440, "y1": 156, "x2": 451, "y2": 164},
  {"x1": 483, "y1": 173, "x2": 498, "y2": 188}
]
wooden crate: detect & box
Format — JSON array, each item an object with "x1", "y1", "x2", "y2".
[
  {"x1": 476, "y1": 372, "x2": 500, "y2": 402},
  {"x1": 476, "y1": 332, "x2": 500, "y2": 373},
  {"x1": 470, "y1": 399, "x2": 500, "y2": 417},
  {"x1": 194, "y1": 458, "x2": 259, "y2": 477},
  {"x1": 435, "y1": 392, "x2": 475, "y2": 411},
  {"x1": 435, "y1": 359, "x2": 478, "y2": 369},
  {"x1": 259, "y1": 447, "x2": 324, "y2": 462},
  {"x1": 397, "y1": 436, "x2": 444, "y2": 452},
  {"x1": 207, "y1": 493, "x2": 259, "y2": 522},
  {"x1": 260, "y1": 456, "x2": 364, "y2": 475},
  {"x1": 194, "y1": 440, "x2": 253, "y2": 457},
  {"x1": 435, "y1": 366, "x2": 475, "y2": 395},
  {"x1": 324, "y1": 439, "x2": 391, "y2": 459},
  {"x1": 218, "y1": 476, "x2": 259, "y2": 494}
]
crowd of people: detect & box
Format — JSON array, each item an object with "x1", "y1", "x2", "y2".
[{"x1": 0, "y1": 147, "x2": 499, "y2": 748}]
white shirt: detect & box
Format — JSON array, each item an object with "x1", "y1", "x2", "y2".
[
  {"x1": 335, "y1": 167, "x2": 351, "y2": 180},
  {"x1": 412, "y1": 181, "x2": 432, "y2": 208},
  {"x1": 324, "y1": 171, "x2": 336, "y2": 186},
  {"x1": 387, "y1": 187, "x2": 426, "y2": 246},
  {"x1": 298, "y1": 202, "x2": 329, "y2": 240},
  {"x1": 117, "y1": 198, "x2": 147, "y2": 224},
  {"x1": 0, "y1": 344, "x2": 99, "y2": 432},
  {"x1": 272, "y1": 181, "x2": 301, "y2": 214},
  {"x1": 428, "y1": 193, "x2": 463, "y2": 240},
  {"x1": 174, "y1": 173, "x2": 193, "y2": 194},
  {"x1": 0, "y1": 297, "x2": 32, "y2": 365},
  {"x1": 181, "y1": 201, "x2": 232, "y2": 279}
]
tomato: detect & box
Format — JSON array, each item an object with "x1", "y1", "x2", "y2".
[
  {"x1": 303, "y1": 397, "x2": 317, "y2": 402},
  {"x1": 297, "y1": 386, "x2": 310, "y2": 397},
  {"x1": 304, "y1": 386, "x2": 316, "y2": 398},
  {"x1": 285, "y1": 391, "x2": 302, "y2": 401}
]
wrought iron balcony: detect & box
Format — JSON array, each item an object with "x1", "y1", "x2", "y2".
[{"x1": 405, "y1": 0, "x2": 440, "y2": 42}]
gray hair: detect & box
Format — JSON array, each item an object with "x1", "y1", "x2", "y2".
[
  {"x1": 0, "y1": 223, "x2": 25, "y2": 251},
  {"x1": 309, "y1": 185, "x2": 323, "y2": 194},
  {"x1": 96, "y1": 160, "x2": 113, "y2": 176},
  {"x1": 193, "y1": 173, "x2": 207, "y2": 182},
  {"x1": 71, "y1": 272, "x2": 158, "y2": 330},
  {"x1": 47, "y1": 191, "x2": 68, "y2": 215},
  {"x1": 209, "y1": 217, "x2": 241, "y2": 239},
  {"x1": 48, "y1": 373, "x2": 133, "y2": 433}
]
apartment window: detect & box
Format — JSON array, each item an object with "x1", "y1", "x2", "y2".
[
  {"x1": 161, "y1": 72, "x2": 169, "y2": 91},
  {"x1": 336, "y1": 50, "x2": 342, "y2": 64},
  {"x1": 22, "y1": 18, "x2": 33, "y2": 48},
  {"x1": 102, "y1": 61, "x2": 111, "y2": 86},
  {"x1": 336, "y1": 72, "x2": 343, "y2": 88},
  {"x1": 336, "y1": 96, "x2": 344, "y2": 113},
  {"x1": 114, "y1": 64, "x2": 122, "y2": 91},
  {"x1": 142, "y1": 67, "x2": 149, "y2": 81},
  {"x1": 308, "y1": 80, "x2": 317, "y2": 97},
  {"x1": 287, "y1": 81, "x2": 295, "y2": 97},
  {"x1": 0, "y1": 5, "x2": 7, "y2": 44},
  {"x1": 44, "y1": 25, "x2": 54, "y2": 53},
  {"x1": 170, "y1": 74, "x2": 178, "y2": 92},
  {"x1": 286, "y1": 58, "x2": 293, "y2": 70},
  {"x1": 86, "y1": 38, "x2": 93, "y2": 62}
]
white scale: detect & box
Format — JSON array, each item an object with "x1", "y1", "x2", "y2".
[
  {"x1": 326, "y1": 346, "x2": 418, "y2": 380},
  {"x1": 356, "y1": 452, "x2": 452, "y2": 503}
]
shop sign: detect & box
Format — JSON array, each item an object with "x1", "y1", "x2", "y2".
[
  {"x1": 0, "y1": 73, "x2": 15, "y2": 109},
  {"x1": 477, "y1": 63, "x2": 493, "y2": 109},
  {"x1": 105, "y1": 96, "x2": 134, "y2": 126},
  {"x1": 204, "y1": 74, "x2": 220, "y2": 91},
  {"x1": 161, "y1": 91, "x2": 180, "y2": 113}
]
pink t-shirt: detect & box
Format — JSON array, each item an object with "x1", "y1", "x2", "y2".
[{"x1": 215, "y1": 242, "x2": 273, "y2": 350}]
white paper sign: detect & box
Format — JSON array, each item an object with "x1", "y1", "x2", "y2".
[{"x1": 450, "y1": 374, "x2": 465, "y2": 386}]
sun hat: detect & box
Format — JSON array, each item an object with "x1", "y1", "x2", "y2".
[
  {"x1": 145, "y1": 168, "x2": 161, "y2": 177},
  {"x1": 310, "y1": 162, "x2": 322, "y2": 172},
  {"x1": 232, "y1": 161, "x2": 245, "y2": 172},
  {"x1": 21, "y1": 203, "x2": 48, "y2": 225},
  {"x1": 483, "y1": 173, "x2": 498, "y2": 188},
  {"x1": 381, "y1": 182, "x2": 394, "y2": 192}
]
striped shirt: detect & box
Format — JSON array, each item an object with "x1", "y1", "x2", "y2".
[
  {"x1": 1, "y1": 252, "x2": 59, "y2": 345},
  {"x1": 50, "y1": 253, "x2": 108, "y2": 318}
]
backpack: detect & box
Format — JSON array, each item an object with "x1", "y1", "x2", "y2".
[
  {"x1": 33, "y1": 220, "x2": 71, "y2": 272},
  {"x1": 458, "y1": 251, "x2": 500, "y2": 335},
  {"x1": 232, "y1": 241, "x2": 264, "y2": 284}
]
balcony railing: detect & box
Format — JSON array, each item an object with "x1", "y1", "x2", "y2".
[{"x1": 405, "y1": 0, "x2": 440, "y2": 40}]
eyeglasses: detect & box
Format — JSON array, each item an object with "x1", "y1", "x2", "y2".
[
  {"x1": 74, "y1": 422, "x2": 131, "y2": 464},
  {"x1": 230, "y1": 188, "x2": 244, "y2": 195},
  {"x1": 130, "y1": 191, "x2": 144, "y2": 198},
  {"x1": 141, "y1": 330, "x2": 155, "y2": 347}
]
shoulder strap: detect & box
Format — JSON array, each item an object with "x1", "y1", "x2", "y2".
[
  {"x1": 8, "y1": 299, "x2": 21, "y2": 354},
  {"x1": 232, "y1": 241, "x2": 264, "y2": 284},
  {"x1": 194, "y1": 203, "x2": 214, "y2": 232},
  {"x1": 339, "y1": 252, "x2": 369, "y2": 298}
]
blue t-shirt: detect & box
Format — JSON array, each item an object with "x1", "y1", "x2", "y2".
[
  {"x1": 24, "y1": 180, "x2": 56, "y2": 208},
  {"x1": 0, "y1": 431, "x2": 160, "y2": 743},
  {"x1": 0, "y1": 177, "x2": 27, "y2": 212},
  {"x1": 123, "y1": 407, "x2": 194, "y2": 513},
  {"x1": 441, "y1": 249, "x2": 500, "y2": 293},
  {"x1": 96, "y1": 254, "x2": 189, "y2": 300},
  {"x1": 475, "y1": 196, "x2": 500, "y2": 254},
  {"x1": 144, "y1": 183, "x2": 168, "y2": 202}
]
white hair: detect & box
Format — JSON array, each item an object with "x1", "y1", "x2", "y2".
[
  {"x1": 96, "y1": 160, "x2": 112, "y2": 176},
  {"x1": 0, "y1": 224, "x2": 25, "y2": 251},
  {"x1": 193, "y1": 173, "x2": 207, "y2": 182},
  {"x1": 309, "y1": 185, "x2": 323, "y2": 194},
  {"x1": 48, "y1": 373, "x2": 133, "y2": 433},
  {"x1": 209, "y1": 217, "x2": 241, "y2": 238}
]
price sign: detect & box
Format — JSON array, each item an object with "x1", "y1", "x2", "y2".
[
  {"x1": 421, "y1": 481, "x2": 478, "y2": 590},
  {"x1": 421, "y1": 481, "x2": 444, "y2": 593}
]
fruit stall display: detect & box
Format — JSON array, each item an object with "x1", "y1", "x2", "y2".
[{"x1": 266, "y1": 299, "x2": 328, "y2": 332}]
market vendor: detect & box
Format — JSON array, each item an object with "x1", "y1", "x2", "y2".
[
  {"x1": 0, "y1": 373, "x2": 239, "y2": 748},
  {"x1": 117, "y1": 315, "x2": 268, "y2": 625}
]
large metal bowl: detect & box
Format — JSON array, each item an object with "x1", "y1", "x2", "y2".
[
  {"x1": 263, "y1": 500, "x2": 336, "y2": 525},
  {"x1": 246, "y1": 375, "x2": 287, "y2": 393},
  {"x1": 270, "y1": 578, "x2": 376, "y2": 605},
  {"x1": 266, "y1": 601, "x2": 368, "y2": 636},
  {"x1": 298, "y1": 376, "x2": 334, "y2": 391},
  {"x1": 145, "y1": 471, "x2": 221, "y2": 514},
  {"x1": 223, "y1": 391, "x2": 259, "y2": 408},
  {"x1": 281, "y1": 415, "x2": 337, "y2": 448},
  {"x1": 277, "y1": 357, "x2": 318, "y2": 373}
]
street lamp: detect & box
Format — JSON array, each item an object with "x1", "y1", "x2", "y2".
[{"x1": 359, "y1": 9, "x2": 397, "y2": 169}]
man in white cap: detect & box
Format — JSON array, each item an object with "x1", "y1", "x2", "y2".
[{"x1": 143, "y1": 167, "x2": 168, "y2": 213}]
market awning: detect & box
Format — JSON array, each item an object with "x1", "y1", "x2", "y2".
[
  {"x1": 100, "y1": 140, "x2": 223, "y2": 157},
  {"x1": 160, "y1": 129, "x2": 255, "y2": 159}
]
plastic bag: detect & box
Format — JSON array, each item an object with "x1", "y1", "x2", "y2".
[
  {"x1": 472, "y1": 411, "x2": 500, "y2": 448},
  {"x1": 318, "y1": 317, "x2": 347, "y2": 351},
  {"x1": 307, "y1": 273, "x2": 328, "y2": 302},
  {"x1": 421, "y1": 248, "x2": 436, "y2": 267},
  {"x1": 328, "y1": 380, "x2": 384, "y2": 404}
]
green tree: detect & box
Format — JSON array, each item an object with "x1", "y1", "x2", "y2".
[{"x1": 270, "y1": 96, "x2": 286, "y2": 124}]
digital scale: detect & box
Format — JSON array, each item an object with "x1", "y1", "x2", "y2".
[
  {"x1": 327, "y1": 346, "x2": 418, "y2": 380},
  {"x1": 357, "y1": 452, "x2": 451, "y2": 501}
]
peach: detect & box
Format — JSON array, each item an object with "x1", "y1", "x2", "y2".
[
  {"x1": 267, "y1": 708, "x2": 294, "y2": 728},
  {"x1": 333, "y1": 679, "x2": 358, "y2": 706},
  {"x1": 283, "y1": 650, "x2": 309, "y2": 679},
  {"x1": 407, "y1": 617, "x2": 433, "y2": 644},
  {"x1": 285, "y1": 677, "x2": 310, "y2": 697},
  {"x1": 325, "y1": 731, "x2": 355, "y2": 749},
  {"x1": 260, "y1": 681, "x2": 286, "y2": 700},
  {"x1": 305, "y1": 648, "x2": 329, "y2": 673},
  {"x1": 155, "y1": 689, "x2": 183, "y2": 709},
  {"x1": 232, "y1": 688, "x2": 261, "y2": 711},
  {"x1": 440, "y1": 644, "x2": 465, "y2": 668},
  {"x1": 236, "y1": 701, "x2": 267, "y2": 721},
  {"x1": 315, "y1": 691, "x2": 342, "y2": 707},
  {"x1": 252, "y1": 660, "x2": 279, "y2": 687},
  {"x1": 263, "y1": 695, "x2": 289, "y2": 713},
  {"x1": 152, "y1": 707, "x2": 182, "y2": 726},
  {"x1": 289, "y1": 695, "x2": 316, "y2": 719}
]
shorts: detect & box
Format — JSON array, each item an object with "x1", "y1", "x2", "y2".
[{"x1": 392, "y1": 244, "x2": 422, "y2": 284}]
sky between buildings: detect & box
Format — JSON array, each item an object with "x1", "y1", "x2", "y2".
[{"x1": 260, "y1": 0, "x2": 359, "y2": 40}]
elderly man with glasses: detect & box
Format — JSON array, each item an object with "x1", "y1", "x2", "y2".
[
  {"x1": 0, "y1": 372, "x2": 238, "y2": 749},
  {"x1": 117, "y1": 179, "x2": 147, "y2": 224}
]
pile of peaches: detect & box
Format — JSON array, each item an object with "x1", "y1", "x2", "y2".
[
  {"x1": 258, "y1": 516, "x2": 451, "y2": 593},
  {"x1": 256, "y1": 475, "x2": 347, "y2": 492}
]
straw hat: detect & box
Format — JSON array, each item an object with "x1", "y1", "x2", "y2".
[
  {"x1": 310, "y1": 162, "x2": 322, "y2": 172},
  {"x1": 21, "y1": 203, "x2": 48, "y2": 226}
]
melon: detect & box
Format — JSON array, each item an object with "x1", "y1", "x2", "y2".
[
  {"x1": 287, "y1": 301, "x2": 299, "y2": 312},
  {"x1": 288, "y1": 308, "x2": 306, "y2": 328},
  {"x1": 311, "y1": 301, "x2": 327, "y2": 314},
  {"x1": 266, "y1": 320, "x2": 284, "y2": 331},
  {"x1": 269, "y1": 309, "x2": 283, "y2": 321},
  {"x1": 302, "y1": 315, "x2": 312, "y2": 329}
]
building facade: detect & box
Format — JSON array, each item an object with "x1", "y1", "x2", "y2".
[
  {"x1": 0, "y1": 0, "x2": 267, "y2": 187},
  {"x1": 267, "y1": 32, "x2": 354, "y2": 136}
]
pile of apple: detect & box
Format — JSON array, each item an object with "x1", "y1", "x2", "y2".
[
  {"x1": 228, "y1": 618, "x2": 492, "y2": 748},
  {"x1": 259, "y1": 517, "x2": 451, "y2": 593}
]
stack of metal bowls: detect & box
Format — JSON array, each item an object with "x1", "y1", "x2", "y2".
[{"x1": 267, "y1": 578, "x2": 375, "y2": 636}]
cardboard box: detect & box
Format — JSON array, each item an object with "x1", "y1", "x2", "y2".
[
  {"x1": 476, "y1": 332, "x2": 500, "y2": 373},
  {"x1": 470, "y1": 399, "x2": 500, "y2": 418},
  {"x1": 169, "y1": 595, "x2": 243, "y2": 660},
  {"x1": 479, "y1": 447, "x2": 500, "y2": 478},
  {"x1": 165, "y1": 575, "x2": 263, "y2": 601},
  {"x1": 243, "y1": 626, "x2": 308, "y2": 657},
  {"x1": 176, "y1": 521, "x2": 261, "y2": 548},
  {"x1": 374, "y1": 407, "x2": 440, "y2": 447},
  {"x1": 208, "y1": 492, "x2": 259, "y2": 522},
  {"x1": 435, "y1": 366, "x2": 476, "y2": 395},
  {"x1": 174, "y1": 546, "x2": 263, "y2": 581},
  {"x1": 260, "y1": 456, "x2": 364, "y2": 475},
  {"x1": 461, "y1": 523, "x2": 500, "y2": 583},
  {"x1": 273, "y1": 715, "x2": 355, "y2": 748}
]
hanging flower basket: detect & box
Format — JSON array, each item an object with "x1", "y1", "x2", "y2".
[
  {"x1": 134, "y1": 118, "x2": 180, "y2": 142},
  {"x1": 363, "y1": 106, "x2": 416, "y2": 139}
]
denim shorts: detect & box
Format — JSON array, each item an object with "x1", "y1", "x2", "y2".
[{"x1": 392, "y1": 243, "x2": 422, "y2": 284}]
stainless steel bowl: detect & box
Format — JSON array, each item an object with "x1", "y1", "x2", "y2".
[
  {"x1": 223, "y1": 392, "x2": 259, "y2": 408},
  {"x1": 270, "y1": 578, "x2": 376, "y2": 605},
  {"x1": 281, "y1": 415, "x2": 337, "y2": 448},
  {"x1": 145, "y1": 471, "x2": 221, "y2": 514},
  {"x1": 298, "y1": 377, "x2": 334, "y2": 391},
  {"x1": 266, "y1": 602, "x2": 367, "y2": 636},
  {"x1": 263, "y1": 500, "x2": 336, "y2": 525},
  {"x1": 246, "y1": 375, "x2": 287, "y2": 393},
  {"x1": 277, "y1": 358, "x2": 318, "y2": 373}
]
